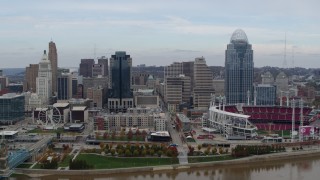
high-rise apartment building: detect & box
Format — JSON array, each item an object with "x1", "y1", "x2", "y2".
[
  {"x1": 79, "y1": 59, "x2": 94, "y2": 77},
  {"x1": 225, "y1": 29, "x2": 254, "y2": 104},
  {"x1": 193, "y1": 57, "x2": 214, "y2": 109},
  {"x1": 108, "y1": 51, "x2": 133, "y2": 112},
  {"x1": 36, "y1": 50, "x2": 52, "y2": 105},
  {"x1": 24, "y1": 64, "x2": 39, "y2": 92},
  {"x1": 49, "y1": 41, "x2": 58, "y2": 94}
]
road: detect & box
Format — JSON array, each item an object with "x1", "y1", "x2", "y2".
[{"x1": 166, "y1": 112, "x2": 188, "y2": 164}]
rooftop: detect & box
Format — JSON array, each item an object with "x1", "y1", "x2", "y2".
[
  {"x1": 176, "y1": 113, "x2": 190, "y2": 123},
  {"x1": 72, "y1": 106, "x2": 87, "y2": 111},
  {"x1": 0, "y1": 131, "x2": 18, "y2": 136},
  {"x1": 230, "y1": 29, "x2": 248, "y2": 44},
  {"x1": 150, "y1": 131, "x2": 170, "y2": 137},
  {"x1": 53, "y1": 102, "x2": 70, "y2": 108}
]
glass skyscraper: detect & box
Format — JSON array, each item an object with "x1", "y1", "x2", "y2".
[
  {"x1": 225, "y1": 29, "x2": 254, "y2": 104},
  {"x1": 108, "y1": 51, "x2": 133, "y2": 112}
]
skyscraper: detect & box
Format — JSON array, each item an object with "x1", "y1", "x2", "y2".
[
  {"x1": 49, "y1": 41, "x2": 58, "y2": 95},
  {"x1": 193, "y1": 57, "x2": 214, "y2": 109},
  {"x1": 108, "y1": 51, "x2": 133, "y2": 112},
  {"x1": 98, "y1": 56, "x2": 108, "y2": 77},
  {"x1": 225, "y1": 29, "x2": 254, "y2": 104},
  {"x1": 36, "y1": 50, "x2": 52, "y2": 105},
  {"x1": 24, "y1": 64, "x2": 39, "y2": 92},
  {"x1": 79, "y1": 59, "x2": 95, "y2": 77}
]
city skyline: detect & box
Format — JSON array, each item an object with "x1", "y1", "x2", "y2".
[{"x1": 1, "y1": 0, "x2": 320, "y2": 68}]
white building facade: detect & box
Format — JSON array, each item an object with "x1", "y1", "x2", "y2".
[{"x1": 36, "y1": 50, "x2": 52, "y2": 105}]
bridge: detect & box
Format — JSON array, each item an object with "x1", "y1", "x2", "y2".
[{"x1": 0, "y1": 136, "x2": 53, "y2": 178}]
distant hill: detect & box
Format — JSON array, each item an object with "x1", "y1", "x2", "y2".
[{"x1": 2, "y1": 68, "x2": 25, "y2": 76}]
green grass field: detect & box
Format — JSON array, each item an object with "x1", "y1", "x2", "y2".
[
  {"x1": 257, "y1": 130, "x2": 291, "y2": 137},
  {"x1": 16, "y1": 163, "x2": 33, "y2": 168},
  {"x1": 75, "y1": 154, "x2": 179, "y2": 169},
  {"x1": 59, "y1": 155, "x2": 73, "y2": 167}
]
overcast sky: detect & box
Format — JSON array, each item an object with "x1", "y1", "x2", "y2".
[{"x1": 1, "y1": 0, "x2": 320, "y2": 68}]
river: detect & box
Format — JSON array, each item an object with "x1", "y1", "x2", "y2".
[{"x1": 10, "y1": 156, "x2": 320, "y2": 180}]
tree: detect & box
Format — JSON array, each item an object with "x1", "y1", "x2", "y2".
[
  {"x1": 141, "y1": 149, "x2": 147, "y2": 157},
  {"x1": 117, "y1": 149, "x2": 123, "y2": 156},
  {"x1": 204, "y1": 149, "x2": 210, "y2": 155},
  {"x1": 133, "y1": 150, "x2": 139, "y2": 157},
  {"x1": 120, "y1": 129, "x2": 125, "y2": 140},
  {"x1": 141, "y1": 130, "x2": 147, "y2": 139},
  {"x1": 188, "y1": 145, "x2": 194, "y2": 156},
  {"x1": 127, "y1": 129, "x2": 133, "y2": 140},
  {"x1": 197, "y1": 144, "x2": 202, "y2": 151},
  {"x1": 103, "y1": 132, "x2": 108, "y2": 139},
  {"x1": 125, "y1": 149, "x2": 132, "y2": 157},
  {"x1": 136, "y1": 129, "x2": 141, "y2": 136},
  {"x1": 111, "y1": 131, "x2": 116, "y2": 140},
  {"x1": 99, "y1": 142, "x2": 105, "y2": 150},
  {"x1": 105, "y1": 144, "x2": 110, "y2": 151},
  {"x1": 150, "y1": 149, "x2": 155, "y2": 156},
  {"x1": 111, "y1": 149, "x2": 116, "y2": 156},
  {"x1": 212, "y1": 147, "x2": 217, "y2": 155}
]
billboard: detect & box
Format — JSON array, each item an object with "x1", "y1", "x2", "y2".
[{"x1": 299, "y1": 126, "x2": 314, "y2": 136}]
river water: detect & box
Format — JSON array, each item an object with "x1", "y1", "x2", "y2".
[{"x1": 10, "y1": 156, "x2": 320, "y2": 180}]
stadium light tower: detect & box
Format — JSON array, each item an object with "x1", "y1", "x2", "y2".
[{"x1": 291, "y1": 99, "x2": 295, "y2": 142}]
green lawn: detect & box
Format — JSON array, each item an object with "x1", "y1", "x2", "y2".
[
  {"x1": 76, "y1": 154, "x2": 179, "y2": 169},
  {"x1": 59, "y1": 155, "x2": 73, "y2": 167},
  {"x1": 16, "y1": 163, "x2": 33, "y2": 168},
  {"x1": 188, "y1": 155, "x2": 235, "y2": 163},
  {"x1": 31, "y1": 163, "x2": 43, "y2": 169}
]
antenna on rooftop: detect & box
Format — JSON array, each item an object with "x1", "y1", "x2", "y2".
[
  {"x1": 291, "y1": 46, "x2": 295, "y2": 69},
  {"x1": 282, "y1": 32, "x2": 287, "y2": 69},
  {"x1": 94, "y1": 44, "x2": 96, "y2": 60}
]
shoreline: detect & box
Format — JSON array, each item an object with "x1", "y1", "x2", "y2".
[{"x1": 14, "y1": 148, "x2": 320, "y2": 178}]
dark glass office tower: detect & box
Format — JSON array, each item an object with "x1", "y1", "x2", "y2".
[
  {"x1": 225, "y1": 29, "x2": 254, "y2": 104},
  {"x1": 108, "y1": 51, "x2": 133, "y2": 112}
]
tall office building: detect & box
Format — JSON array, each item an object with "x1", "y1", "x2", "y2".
[
  {"x1": 36, "y1": 50, "x2": 52, "y2": 105},
  {"x1": 193, "y1": 57, "x2": 214, "y2": 109},
  {"x1": 261, "y1": 71, "x2": 274, "y2": 85},
  {"x1": 98, "y1": 56, "x2": 108, "y2": 77},
  {"x1": 24, "y1": 64, "x2": 39, "y2": 92},
  {"x1": 108, "y1": 51, "x2": 133, "y2": 112},
  {"x1": 225, "y1": 29, "x2": 254, "y2": 104},
  {"x1": 255, "y1": 84, "x2": 277, "y2": 106},
  {"x1": 49, "y1": 41, "x2": 58, "y2": 94},
  {"x1": 164, "y1": 61, "x2": 194, "y2": 105},
  {"x1": 275, "y1": 71, "x2": 289, "y2": 97},
  {"x1": 79, "y1": 59, "x2": 95, "y2": 77},
  {"x1": 57, "y1": 73, "x2": 72, "y2": 100}
]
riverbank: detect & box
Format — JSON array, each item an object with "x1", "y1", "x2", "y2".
[{"x1": 14, "y1": 148, "x2": 320, "y2": 178}]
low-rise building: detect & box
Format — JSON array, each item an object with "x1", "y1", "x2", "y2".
[
  {"x1": 176, "y1": 113, "x2": 191, "y2": 132},
  {"x1": 154, "y1": 113, "x2": 167, "y2": 131}
]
